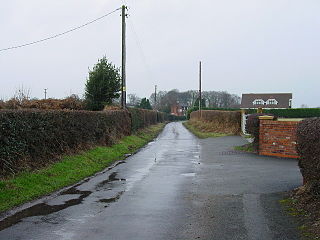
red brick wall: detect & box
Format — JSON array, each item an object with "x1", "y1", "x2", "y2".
[{"x1": 259, "y1": 120, "x2": 299, "y2": 159}]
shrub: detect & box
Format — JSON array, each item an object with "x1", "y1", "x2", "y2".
[
  {"x1": 264, "y1": 108, "x2": 320, "y2": 118},
  {"x1": 188, "y1": 108, "x2": 320, "y2": 120},
  {"x1": 0, "y1": 100, "x2": 5, "y2": 109},
  {"x1": 246, "y1": 113, "x2": 275, "y2": 151},
  {"x1": 138, "y1": 98, "x2": 152, "y2": 110},
  {"x1": 297, "y1": 118, "x2": 320, "y2": 189},
  {"x1": 0, "y1": 107, "x2": 167, "y2": 176},
  {"x1": 128, "y1": 108, "x2": 162, "y2": 132},
  {"x1": 0, "y1": 96, "x2": 86, "y2": 111},
  {"x1": 0, "y1": 110, "x2": 131, "y2": 175},
  {"x1": 168, "y1": 115, "x2": 186, "y2": 121},
  {"x1": 190, "y1": 110, "x2": 241, "y2": 135},
  {"x1": 187, "y1": 107, "x2": 240, "y2": 119},
  {"x1": 157, "y1": 111, "x2": 167, "y2": 123}
]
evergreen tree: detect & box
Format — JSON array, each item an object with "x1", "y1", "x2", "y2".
[
  {"x1": 138, "y1": 98, "x2": 152, "y2": 110},
  {"x1": 85, "y1": 57, "x2": 121, "y2": 111}
]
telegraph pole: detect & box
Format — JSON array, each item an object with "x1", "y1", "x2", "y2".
[
  {"x1": 121, "y1": 5, "x2": 128, "y2": 109},
  {"x1": 199, "y1": 61, "x2": 202, "y2": 118},
  {"x1": 44, "y1": 88, "x2": 48, "y2": 100},
  {"x1": 154, "y1": 85, "x2": 157, "y2": 110}
]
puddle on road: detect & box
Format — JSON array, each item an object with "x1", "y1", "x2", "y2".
[
  {"x1": 0, "y1": 187, "x2": 91, "y2": 231},
  {"x1": 96, "y1": 172, "x2": 126, "y2": 189},
  {"x1": 181, "y1": 173, "x2": 196, "y2": 177},
  {"x1": 98, "y1": 191, "x2": 124, "y2": 205}
]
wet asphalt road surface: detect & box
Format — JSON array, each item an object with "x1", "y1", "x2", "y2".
[{"x1": 0, "y1": 122, "x2": 302, "y2": 240}]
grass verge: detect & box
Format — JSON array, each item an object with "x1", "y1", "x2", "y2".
[
  {"x1": 183, "y1": 121, "x2": 229, "y2": 139},
  {"x1": 279, "y1": 197, "x2": 315, "y2": 239},
  {"x1": 0, "y1": 123, "x2": 165, "y2": 213},
  {"x1": 234, "y1": 143, "x2": 254, "y2": 153},
  {"x1": 280, "y1": 185, "x2": 320, "y2": 240}
]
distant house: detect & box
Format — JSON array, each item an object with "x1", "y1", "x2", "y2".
[
  {"x1": 171, "y1": 103, "x2": 188, "y2": 116},
  {"x1": 240, "y1": 93, "x2": 292, "y2": 109}
]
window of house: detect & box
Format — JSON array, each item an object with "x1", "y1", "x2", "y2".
[
  {"x1": 253, "y1": 99, "x2": 264, "y2": 105},
  {"x1": 266, "y1": 99, "x2": 278, "y2": 105}
]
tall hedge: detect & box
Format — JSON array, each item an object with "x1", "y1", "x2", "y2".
[
  {"x1": 168, "y1": 115, "x2": 186, "y2": 121},
  {"x1": 187, "y1": 107, "x2": 240, "y2": 119},
  {"x1": 297, "y1": 118, "x2": 320, "y2": 190},
  {"x1": 190, "y1": 110, "x2": 241, "y2": 134},
  {"x1": 128, "y1": 108, "x2": 165, "y2": 132},
  {"x1": 0, "y1": 110, "x2": 131, "y2": 175},
  {"x1": 264, "y1": 108, "x2": 320, "y2": 118},
  {"x1": 187, "y1": 107, "x2": 320, "y2": 119}
]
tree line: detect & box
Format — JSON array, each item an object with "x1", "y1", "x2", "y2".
[
  {"x1": 1, "y1": 57, "x2": 240, "y2": 112},
  {"x1": 135, "y1": 89, "x2": 241, "y2": 113}
]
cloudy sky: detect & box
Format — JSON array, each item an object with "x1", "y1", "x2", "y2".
[{"x1": 1, "y1": 0, "x2": 319, "y2": 107}]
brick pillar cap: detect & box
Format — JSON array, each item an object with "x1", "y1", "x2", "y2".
[{"x1": 259, "y1": 116, "x2": 274, "y2": 120}]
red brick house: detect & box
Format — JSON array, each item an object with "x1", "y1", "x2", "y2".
[{"x1": 171, "y1": 103, "x2": 188, "y2": 116}]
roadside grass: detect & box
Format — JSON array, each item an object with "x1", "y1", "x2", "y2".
[
  {"x1": 234, "y1": 143, "x2": 254, "y2": 153},
  {"x1": 243, "y1": 134, "x2": 252, "y2": 139},
  {"x1": 279, "y1": 198, "x2": 315, "y2": 239},
  {"x1": 183, "y1": 121, "x2": 229, "y2": 139},
  {"x1": 0, "y1": 123, "x2": 165, "y2": 213}
]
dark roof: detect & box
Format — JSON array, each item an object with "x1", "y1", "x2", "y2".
[{"x1": 240, "y1": 93, "x2": 292, "y2": 109}]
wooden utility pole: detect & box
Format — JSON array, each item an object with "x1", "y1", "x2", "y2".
[
  {"x1": 121, "y1": 5, "x2": 127, "y2": 109},
  {"x1": 154, "y1": 85, "x2": 157, "y2": 110},
  {"x1": 199, "y1": 61, "x2": 202, "y2": 118}
]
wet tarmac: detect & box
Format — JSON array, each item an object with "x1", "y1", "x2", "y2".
[{"x1": 0, "y1": 122, "x2": 303, "y2": 240}]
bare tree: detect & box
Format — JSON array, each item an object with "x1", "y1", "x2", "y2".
[
  {"x1": 14, "y1": 85, "x2": 31, "y2": 104},
  {"x1": 127, "y1": 94, "x2": 141, "y2": 107}
]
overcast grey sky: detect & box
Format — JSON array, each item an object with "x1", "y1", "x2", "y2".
[{"x1": 1, "y1": 0, "x2": 319, "y2": 107}]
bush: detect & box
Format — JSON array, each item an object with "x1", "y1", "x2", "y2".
[
  {"x1": 128, "y1": 108, "x2": 164, "y2": 132},
  {"x1": 297, "y1": 118, "x2": 320, "y2": 188},
  {"x1": 190, "y1": 110, "x2": 241, "y2": 135},
  {"x1": 0, "y1": 100, "x2": 5, "y2": 109},
  {"x1": 157, "y1": 111, "x2": 167, "y2": 123},
  {"x1": 264, "y1": 108, "x2": 320, "y2": 118},
  {"x1": 188, "y1": 108, "x2": 320, "y2": 119},
  {"x1": 0, "y1": 96, "x2": 85, "y2": 111},
  {"x1": 168, "y1": 115, "x2": 186, "y2": 121},
  {"x1": 246, "y1": 113, "x2": 275, "y2": 151},
  {"x1": 0, "y1": 107, "x2": 168, "y2": 176},
  {"x1": 0, "y1": 110, "x2": 131, "y2": 175},
  {"x1": 187, "y1": 107, "x2": 240, "y2": 119}
]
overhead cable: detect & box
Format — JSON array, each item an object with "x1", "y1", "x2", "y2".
[{"x1": 0, "y1": 7, "x2": 121, "y2": 52}]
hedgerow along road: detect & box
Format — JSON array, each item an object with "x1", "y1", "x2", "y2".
[{"x1": 0, "y1": 122, "x2": 302, "y2": 240}]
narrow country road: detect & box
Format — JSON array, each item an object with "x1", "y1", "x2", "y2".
[{"x1": 0, "y1": 122, "x2": 302, "y2": 240}]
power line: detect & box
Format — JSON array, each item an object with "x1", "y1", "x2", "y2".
[{"x1": 0, "y1": 7, "x2": 121, "y2": 52}]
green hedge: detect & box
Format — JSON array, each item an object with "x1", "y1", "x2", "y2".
[
  {"x1": 187, "y1": 107, "x2": 240, "y2": 119},
  {"x1": 262, "y1": 108, "x2": 320, "y2": 118},
  {"x1": 127, "y1": 108, "x2": 166, "y2": 132},
  {"x1": 168, "y1": 115, "x2": 186, "y2": 121},
  {"x1": 190, "y1": 110, "x2": 241, "y2": 135},
  {"x1": 0, "y1": 110, "x2": 131, "y2": 175},
  {"x1": 188, "y1": 107, "x2": 320, "y2": 119},
  {"x1": 0, "y1": 108, "x2": 168, "y2": 176}
]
